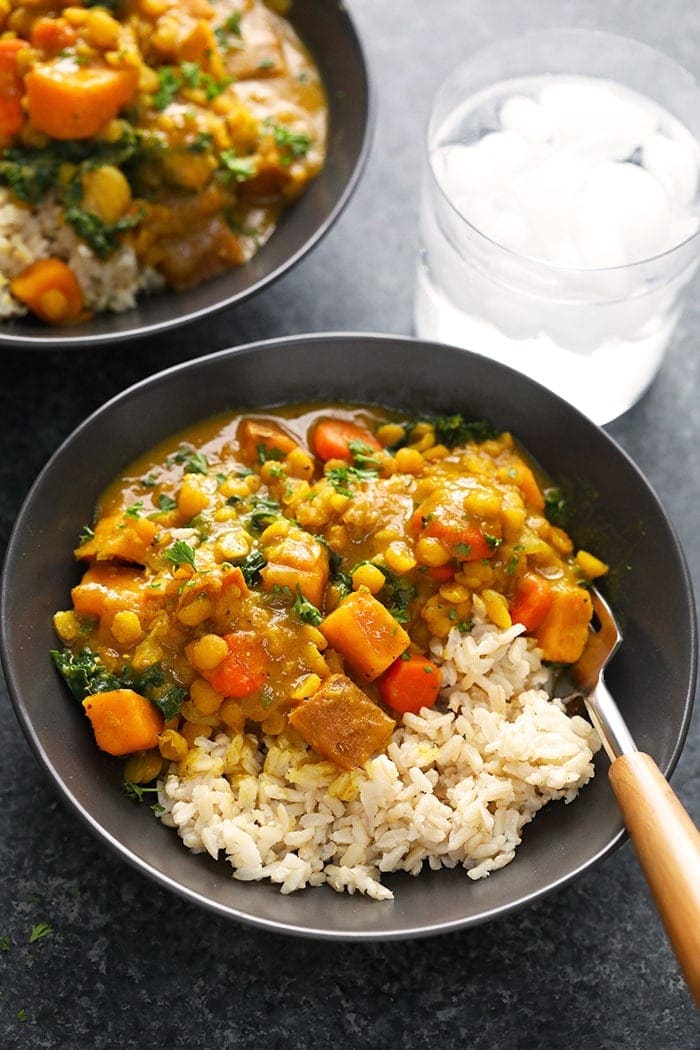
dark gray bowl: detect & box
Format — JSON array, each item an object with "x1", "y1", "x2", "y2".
[
  {"x1": 1, "y1": 334, "x2": 696, "y2": 938},
  {"x1": 0, "y1": 2, "x2": 372, "y2": 348}
]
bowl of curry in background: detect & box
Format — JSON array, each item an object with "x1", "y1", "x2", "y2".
[
  {"x1": 1, "y1": 333, "x2": 696, "y2": 939},
  {"x1": 0, "y1": 0, "x2": 372, "y2": 346}
]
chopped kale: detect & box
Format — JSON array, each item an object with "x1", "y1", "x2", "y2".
[
  {"x1": 292, "y1": 585, "x2": 323, "y2": 626},
  {"x1": 395, "y1": 413, "x2": 497, "y2": 450},
  {"x1": 50, "y1": 648, "x2": 121, "y2": 701},
  {"x1": 52, "y1": 647, "x2": 186, "y2": 720},
  {"x1": 247, "y1": 496, "x2": 282, "y2": 531},
  {"x1": 543, "y1": 486, "x2": 568, "y2": 528},
  {"x1": 237, "y1": 549, "x2": 267, "y2": 587},
  {"x1": 64, "y1": 205, "x2": 143, "y2": 259},
  {"x1": 379, "y1": 571, "x2": 417, "y2": 625}
]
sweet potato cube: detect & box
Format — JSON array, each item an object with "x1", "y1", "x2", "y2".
[
  {"x1": 75, "y1": 512, "x2": 158, "y2": 566},
  {"x1": 237, "y1": 418, "x2": 299, "y2": 465},
  {"x1": 71, "y1": 564, "x2": 151, "y2": 619},
  {"x1": 82, "y1": 689, "x2": 164, "y2": 756},
  {"x1": 261, "y1": 530, "x2": 329, "y2": 608},
  {"x1": 288, "y1": 674, "x2": 395, "y2": 770},
  {"x1": 535, "y1": 584, "x2": 593, "y2": 663},
  {"x1": 319, "y1": 587, "x2": 410, "y2": 680}
]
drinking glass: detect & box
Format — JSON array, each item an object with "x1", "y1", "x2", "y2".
[{"x1": 414, "y1": 30, "x2": 700, "y2": 424}]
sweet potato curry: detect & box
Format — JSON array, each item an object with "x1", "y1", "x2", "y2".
[
  {"x1": 0, "y1": 0, "x2": 326, "y2": 322},
  {"x1": 52, "y1": 404, "x2": 609, "y2": 793}
]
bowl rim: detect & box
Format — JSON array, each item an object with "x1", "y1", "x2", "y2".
[
  {"x1": 1, "y1": 332, "x2": 697, "y2": 939},
  {"x1": 0, "y1": 2, "x2": 375, "y2": 349}
]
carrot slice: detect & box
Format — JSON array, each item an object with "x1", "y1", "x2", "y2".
[
  {"x1": 82, "y1": 689, "x2": 164, "y2": 756},
  {"x1": 206, "y1": 632, "x2": 268, "y2": 698},
  {"x1": 312, "y1": 419, "x2": 381, "y2": 462},
  {"x1": 0, "y1": 38, "x2": 29, "y2": 138},
  {"x1": 10, "y1": 258, "x2": 84, "y2": 325},
  {"x1": 378, "y1": 654, "x2": 442, "y2": 714}
]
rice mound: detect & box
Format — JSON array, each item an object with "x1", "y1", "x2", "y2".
[
  {"x1": 0, "y1": 188, "x2": 163, "y2": 319},
  {"x1": 158, "y1": 606, "x2": 601, "y2": 901}
]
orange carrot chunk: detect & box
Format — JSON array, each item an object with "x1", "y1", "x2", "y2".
[
  {"x1": 411, "y1": 506, "x2": 491, "y2": 562},
  {"x1": 319, "y1": 587, "x2": 410, "y2": 680},
  {"x1": 378, "y1": 654, "x2": 442, "y2": 715},
  {"x1": 82, "y1": 689, "x2": 164, "y2": 756},
  {"x1": 206, "y1": 632, "x2": 268, "y2": 698},
  {"x1": 10, "y1": 258, "x2": 84, "y2": 325},
  {"x1": 30, "y1": 17, "x2": 77, "y2": 55},
  {"x1": 25, "y1": 62, "x2": 138, "y2": 140},
  {"x1": 510, "y1": 573, "x2": 555, "y2": 632},
  {"x1": 312, "y1": 419, "x2": 381, "y2": 462},
  {"x1": 0, "y1": 38, "x2": 29, "y2": 138}
]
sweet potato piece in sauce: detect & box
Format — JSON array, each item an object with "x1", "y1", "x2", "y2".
[{"x1": 289, "y1": 674, "x2": 395, "y2": 770}]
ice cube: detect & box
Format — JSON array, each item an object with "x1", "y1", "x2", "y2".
[
  {"x1": 665, "y1": 213, "x2": 700, "y2": 251},
  {"x1": 499, "y1": 95, "x2": 552, "y2": 143},
  {"x1": 642, "y1": 131, "x2": 699, "y2": 207},
  {"x1": 511, "y1": 150, "x2": 589, "y2": 245},
  {"x1": 573, "y1": 161, "x2": 671, "y2": 265},
  {"x1": 474, "y1": 207, "x2": 534, "y2": 253},
  {"x1": 539, "y1": 79, "x2": 658, "y2": 159}
]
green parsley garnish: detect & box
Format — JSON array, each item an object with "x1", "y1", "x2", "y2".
[
  {"x1": 215, "y1": 12, "x2": 242, "y2": 47},
  {"x1": 171, "y1": 446, "x2": 208, "y2": 474},
  {"x1": 164, "y1": 540, "x2": 197, "y2": 569},
  {"x1": 28, "y1": 923, "x2": 52, "y2": 944},
  {"x1": 348, "y1": 439, "x2": 381, "y2": 469},
  {"x1": 156, "y1": 493, "x2": 178, "y2": 513},
  {"x1": 256, "y1": 443, "x2": 284, "y2": 464},
  {"x1": 265, "y1": 119, "x2": 312, "y2": 163},
  {"x1": 0, "y1": 935, "x2": 10, "y2": 951},
  {"x1": 220, "y1": 149, "x2": 257, "y2": 183}
]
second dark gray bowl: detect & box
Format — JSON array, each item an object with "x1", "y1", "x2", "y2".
[
  {"x1": 1, "y1": 334, "x2": 696, "y2": 938},
  {"x1": 0, "y1": 1, "x2": 372, "y2": 347}
]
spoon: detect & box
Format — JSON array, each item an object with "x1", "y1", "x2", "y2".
[{"x1": 567, "y1": 588, "x2": 700, "y2": 1002}]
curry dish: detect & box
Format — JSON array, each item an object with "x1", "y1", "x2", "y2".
[
  {"x1": 52, "y1": 404, "x2": 608, "y2": 790},
  {"x1": 0, "y1": 0, "x2": 326, "y2": 323}
]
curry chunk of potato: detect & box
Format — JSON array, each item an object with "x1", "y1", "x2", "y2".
[
  {"x1": 260, "y1": 526, "x2": 329, "y2": 608},
  {"x1": 319, "y1": 587, "x2": 410, "y2": 681},
  {"x1": 288, "y1": 674, "x2": 395, "y2": 770},
  {"x1": 74, "y1": 512, "x2": 158, "y2": 567},
  {"x1": 534, "y1": 583, "x2": 593, "y2": 663}
]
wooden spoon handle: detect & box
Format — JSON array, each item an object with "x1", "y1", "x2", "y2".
[{"x1": 608, "y1": 751, "x2": 700, "y2": 1003}]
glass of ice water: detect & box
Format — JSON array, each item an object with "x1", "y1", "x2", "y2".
[{"x1": 414, "y1": 30, "x2": 700, "y2": 424}]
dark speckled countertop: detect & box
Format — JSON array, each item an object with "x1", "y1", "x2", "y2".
[{"x1": 1, "y1": 2, "x2": 698, "y2": 1046}]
